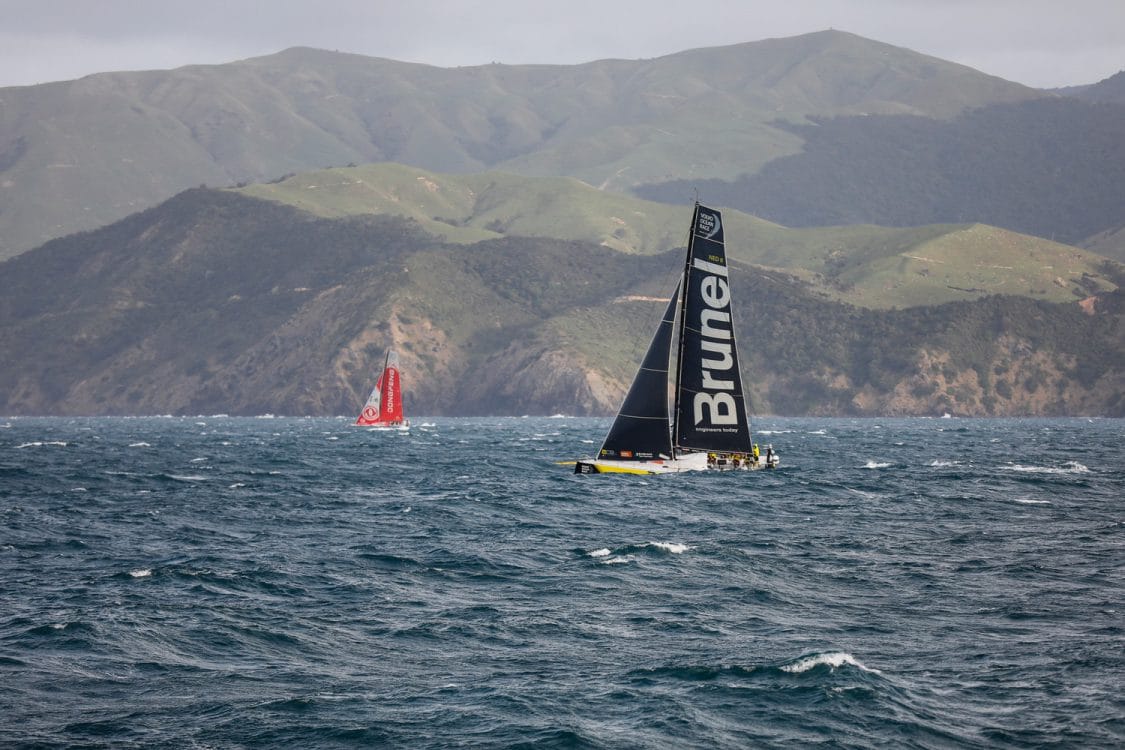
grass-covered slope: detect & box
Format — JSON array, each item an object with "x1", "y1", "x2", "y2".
[
  {"x1": 1, "y1": 188, "x2": 1122, "y2": 417},
  {"x1": 236, "y1": 164, "x2": 1121, "y2": 308}
]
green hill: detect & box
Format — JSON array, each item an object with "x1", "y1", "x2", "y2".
[
  {"x1": 237, "y1": 164, "x2": 706, "y2": 253},
  {"x1": 235, "y1": 164, "x2": 1122, "y2": 308},
  {"x1": 0, "y1": 30, "x2": 1045, "y2": 260},
  {"x1": 639, "y1": 98, "x2": 1125, "y2": 247},
  {"x1": 1, "y1": 188, "x2": 1121, "y2": 417}
]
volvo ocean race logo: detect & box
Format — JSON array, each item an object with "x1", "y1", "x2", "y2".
[
  {"x1": 696, "y1": 208, "x2": 721, "y2": 240},
  {"x1": 692, "y1": 257, "x2": 737, "y2": 428}
]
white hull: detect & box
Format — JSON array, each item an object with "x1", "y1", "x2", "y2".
[
  {"x1": 575, "y1": 451, "x2": 778, "y2": 475},
  {"x1": 358, "y1": 423, "x2": 410, "y2": 432}
]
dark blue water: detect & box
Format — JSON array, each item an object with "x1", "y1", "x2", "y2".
[{"x1": 2, "y1": 416, "x2": 1122, "y2": 748}]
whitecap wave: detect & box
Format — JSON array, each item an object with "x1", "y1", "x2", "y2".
[
  {"x1": 129, "y1": 569, "x2": 152, "y2": 578},
  {"x1": 16, "y1": 441, "x2": 68, "y2": 449},
  {"x1": 863, "y1": 461, "x2": 891, "y2": 469},
  {"x1": 1006, "y1": 461, "x2": 1089, "y2": 475},
  {"x1": 781, "y1": 651, "x2": 881, "y2": 674},
  {"x1": 589, "y1": 547, "x2": 641, "y2": 564},
  {"x1": 647, "y1": 542, "x2": 691, "y2": 554},
  {"x1": 589, "y1": 542, "x2": 690, "y2": 563}
]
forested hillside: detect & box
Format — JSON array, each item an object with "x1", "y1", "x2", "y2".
[
  {"x1": 1, "y1": 189, "x2": 1121, "y2": 417},
  {"x1": 639, "y1": 98, "x2": 1125, "y2": 251}
]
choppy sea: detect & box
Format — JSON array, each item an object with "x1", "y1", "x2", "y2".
[{"x1": 1, "y1": 416, "x2": 1122, "y2": 748}]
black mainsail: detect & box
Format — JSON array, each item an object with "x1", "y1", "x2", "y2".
[{"x1": 672, "y1": 203, "x2": 753, "y2": 454}]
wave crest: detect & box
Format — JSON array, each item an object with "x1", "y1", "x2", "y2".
[
  {"x1": 1006, "y1": 461, "x2": 1089, "y2": 475},
  {"x1": 781, "y1": 651, "x2": 881, "y2": 675}
]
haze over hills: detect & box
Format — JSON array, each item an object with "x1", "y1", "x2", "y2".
[
  {"x1": 1057, "y1": 70, "x2": 1125, "y2": 103},
  {"x1": 0, "y1": 30, "x2": 1052, "y2": 260}
]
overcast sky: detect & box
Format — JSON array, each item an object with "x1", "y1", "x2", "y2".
[{"x1": 1, "y1": 0, "x2": 1122, "y2": 90}]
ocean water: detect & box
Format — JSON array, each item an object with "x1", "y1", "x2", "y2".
[{"x1": 1, "y1": 416, "x2": 1122, "y2": 749}]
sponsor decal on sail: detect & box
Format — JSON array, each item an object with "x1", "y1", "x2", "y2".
[
  {"x1": 691, "y1": 257, "x2": 737, "y2": 429},
  {"x1": 696, "y1": 207, "x2": 721, "y2": 240},
  {"x1": 573, "y1": 201, "x2": 772, "y2": 472},
  {"x1": 383, "y1": 369, "x2": 396, "y2": 415}
]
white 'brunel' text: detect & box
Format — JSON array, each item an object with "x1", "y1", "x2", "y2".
[{"x1": 691, "y1": 258, "x2": 737, "y2": 426}]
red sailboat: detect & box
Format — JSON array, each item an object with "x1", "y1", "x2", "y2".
[{"x1": 354, "y1": 350, "x2": 409, "y2": 429}]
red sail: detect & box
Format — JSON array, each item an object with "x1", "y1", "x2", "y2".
[
  {"x1": 355, "y1": 350, "x2": 406, "y2": 426},
  {"x1": 377, "y1": 361, "x2": 403, "y2": 424}
]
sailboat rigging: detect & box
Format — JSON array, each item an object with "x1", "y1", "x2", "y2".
[
  {"x1": 354, "y1": 349, "x2": 410, "y2": 429},
  {"x1": 575, "y1": 202, "x2": 778, "y2": 474}
]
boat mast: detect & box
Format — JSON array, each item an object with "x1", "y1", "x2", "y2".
[{"x1": 670, "y1": 201, "x2": 701, "y2": 454}]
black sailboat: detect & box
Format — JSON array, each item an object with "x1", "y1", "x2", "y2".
[{"x1": 575, "y1": 202, "x2": 778, "y2": 474}]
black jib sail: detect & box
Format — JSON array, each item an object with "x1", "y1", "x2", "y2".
[{"x1": 596, "y1": 288, "x2": 680, "y2": 461}]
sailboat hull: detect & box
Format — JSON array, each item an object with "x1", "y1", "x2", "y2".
[
  {"x1": 575, "y1": 452, "x2": 777, "y2": 474},
  {"x1": 359, "y1": 422, "x2": 410, "y2": 431}
]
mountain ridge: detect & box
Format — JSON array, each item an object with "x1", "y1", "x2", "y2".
[
  {"x1": 2, "y1": 32, "x2": 1121, "y2": 418},
  {"x1": 0, "y1": 30, "x2": 1047, "y2": 260}
]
